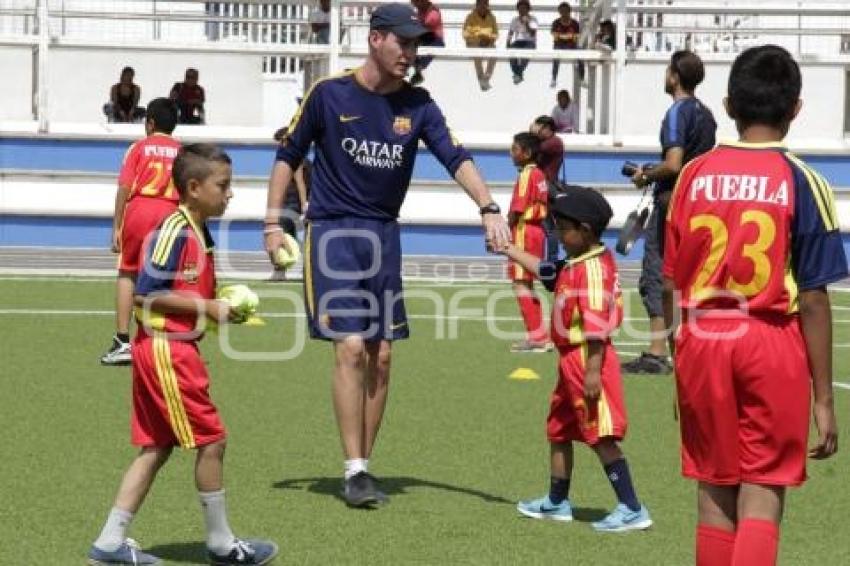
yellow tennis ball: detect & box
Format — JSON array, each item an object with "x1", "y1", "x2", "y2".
[
  {"x1": 273, "y1": 233, "x2": 301, "y2": 269},
  {"x1": 217, "y1": 284, "x2": 259, "y2": 318}
]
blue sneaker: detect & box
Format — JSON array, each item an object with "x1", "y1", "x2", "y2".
[
  {"x1": 209, "y1": 538, "x2": 279, "y2": 565},
  {"x1": 87, "y1": 538, "x2": 162, "y2": 565},
  {"x1": 516, "y1": 495, "x2": 573, "y2": 522},
  {"x1": 592, "y1": 503, "x2": 653, "y2": 532}
]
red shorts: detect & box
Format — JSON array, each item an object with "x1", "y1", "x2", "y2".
[
  {"x1": 119, "y1": 198, "x2": 178, "y2": 273},
  {"x1": 508, "y1": 222, "x2": 546, "y2": 282},
  {"x1": 675, "y1": 315, "x2": 810, "y2": 486},
  {"x1": 131, "y1": 334, "x2": 226, "y2": 448},
  {"x1": 548, "y1": 341, "x2": 627, "y2": 445}
]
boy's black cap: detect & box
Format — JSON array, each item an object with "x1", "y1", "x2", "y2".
[
  {"x1": 370, "y1": 3, "x2": 431, "y2": 39},
  {"x1": 549, "y1": 184, "x2": 614, "y2": 234}
]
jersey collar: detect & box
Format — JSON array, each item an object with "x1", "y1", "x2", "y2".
[
  {"x1": 178, "y1": 205, "x2": 215, "y2": 252},
  {"x1": 567, "y1": 244, "x2": 606, "y2": 267},
  {"x1": 719, "y1": 139, "x2": 787, "y2": 151}
]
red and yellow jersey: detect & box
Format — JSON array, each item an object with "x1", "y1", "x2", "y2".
[
  {"x1": 663, "y1": 141, "x2": 848, "y2": 314},
  {"x1": 119, "y1": 133, "x2": 182, "y2": 203},
  {"x1": 510, "y1": 164, "x2": 548, "y2": 224},
  {"x1": 550, "y1": 246, "x2": 623, "y2": 347},
  {"x1": 134, "y1": 206, "x2": 216, "y2": 338}
]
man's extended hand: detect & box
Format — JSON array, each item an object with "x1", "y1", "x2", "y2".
[{"x1": 482, "y1": 212, "x2": 511, "y2": 252}]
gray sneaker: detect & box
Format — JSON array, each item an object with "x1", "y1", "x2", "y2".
[
  {"x1": 88, "y1": 538, "x2": 161, "y2": 565},
  {"x1": 100, "y1": 336, "x2": 132, "y2": 366},
  {"x1": 622, "y1": 352, "x2": 672, "y2": 375},
  {"x1": 342, "y1": 472, "x2": 385, "y2": 507},
  {"x1": 208, "y1": 538, "x2": 279, "y2": 565},
  {"x1": 510, "y1": 340, "x2": 553, "y2": 353}
]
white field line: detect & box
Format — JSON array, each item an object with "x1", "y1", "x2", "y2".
[
  {"x1": 0, "y1": 308, "x2": 848, "y2": 326},
  {"x1": 835, "y1": 382, "x2": 850, "y2": 391}
]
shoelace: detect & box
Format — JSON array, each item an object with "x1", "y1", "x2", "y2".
[
  {"x1": 125, "y1": 538, "x2": 140, "y2": 565},
  {"x1": 231, "y1": 539, "x2": 255, "y2": 561}
]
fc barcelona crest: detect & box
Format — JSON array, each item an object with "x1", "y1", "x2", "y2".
[
  {"x1": 393, "y1": 116, "x2": 412, "y2": 135},
  {"x1": 182, "y1": 263, "x2": 199, "y2": 283}
]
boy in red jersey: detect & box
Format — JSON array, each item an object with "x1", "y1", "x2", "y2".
[
  {"x1": 508, "y1": 132, "x2": 551, "y2": 352},
  {"x1": 663, "y1": 45, "x2": 848, "y2": 566},
  {"x1": 101, "y1": 98, "x2": 182, "y2": 366},
  {"x1": 503, "y1": 186, "x2": 652, "y2": 532},
  {"x1": 87, "y1": 145, "x2": 278, "y2": 566}
]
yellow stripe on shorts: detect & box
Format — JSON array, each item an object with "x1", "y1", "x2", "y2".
[{"x1": 153, "y1": 334, "x2": 195, "y2": 448}]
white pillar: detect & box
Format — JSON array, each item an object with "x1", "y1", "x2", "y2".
[
  {"x1": 36, "y1": 0, "x2": 49, "y2": 133},
  {"x1": 329, "y1": 0, "x2": 341, "y2": 74},
  {"x1": 613, "y1": 0, "x2": 627, "y2": 145}
]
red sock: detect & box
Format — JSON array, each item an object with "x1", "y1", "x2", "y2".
[
  {"x1": 516, "y1": 293, "x2": 546, "y2": 343},
  {"x1": 696, "y1": 524, "x2": 735, "y2": 566},
  {"x1": 731, "y1": 519, "x2": 779, "y2": 566}
]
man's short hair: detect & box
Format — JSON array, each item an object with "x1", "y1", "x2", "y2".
[
  {"x1": 146, "y1": 97, "x2": 179, "y2": 134},
  {"x1": 727, "y1": 45, "x2": 801, "y2": 130},
  {"x1": 534, "y1": 115, "x2": 556, "y2": 132},
  {"x1": 558, "y1": 2, "x2": 570, "y2": 11},
  {"x1": 513, "y1": 131, "x2": 540, "y2": 161},
  {"x1": 557, "y1": 89, "x2": 571, "y2": 102},
  {"x1": 516, "y1": 0, "x2": 530, "y2": 8},
  {"x1": 172, "y1": 143, "x2": 232, "y2": 198},
  {"x1": 670, "y1": 50, "x2": 705, "y2": 91}
]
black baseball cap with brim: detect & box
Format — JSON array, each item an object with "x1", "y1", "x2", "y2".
[
  {"x1": 549, "y1": 185, "x2": 614, "y2": 235},
  {"x1": 370, "y1": 3, "x2": 433, "y2": 40}
]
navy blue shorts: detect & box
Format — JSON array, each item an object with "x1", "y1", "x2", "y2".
[{"x1": 303, "y1": 217, "x2": 409, "y2": 342}]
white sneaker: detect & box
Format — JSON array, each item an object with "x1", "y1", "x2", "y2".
[{"x1": 100, "y1": 336, "x2": 132, "y2": 366}]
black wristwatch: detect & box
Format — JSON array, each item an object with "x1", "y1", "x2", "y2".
[{"x1": 479, "y1": 202, "x2": 501, "y2": 215}]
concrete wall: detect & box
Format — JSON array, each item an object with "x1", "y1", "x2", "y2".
[
  {"x1": 45, "y1": 47, "x2": 265, "y2": 125},
  {"x1": 0, "y1": 46, "x2": 33, "y2": 121}
]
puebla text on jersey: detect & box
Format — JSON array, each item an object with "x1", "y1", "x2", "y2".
[{"x1": 276, "y1": 71, "x2": 472, "y2": 220}]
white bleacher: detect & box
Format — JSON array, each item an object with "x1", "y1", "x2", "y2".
[{"x1": 1, "y1": 0, "x2": 850, "y2": 142}]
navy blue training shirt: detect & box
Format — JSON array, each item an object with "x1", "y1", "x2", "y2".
[
  {"x1": 276, "y1": 70, "x2": 472, "y2": 220},
  {"x1": 656, "y1": 96, "x2": 716, "y2": 194}
]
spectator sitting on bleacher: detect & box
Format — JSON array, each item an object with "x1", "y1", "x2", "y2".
[
  {"x1": 596, "y1": 19, "x2": 616, "y2": 51},
  {"x1": 104, "y1": 66, "x2": 145, "y2": 123},
  {"x1": 552, "y1": 89, "x2": 579, "y2": 133},
  {"x1": 410, "y1": 0, "x2": 445, "y2": 86},
  {"x1": 462, "y1": 0, "x2": 498, "y2": 92},
  {"x1": 169, "y1": 68, "x2": 206, "y2": 125},
  {"x1": 507, "y1": 0, "x2": 538, "y2": 85},
  {"x1": 309, "y1": 0, "x2": 331, "y2": 44},
  {"x1": 550, "y1": 2, "x2": 579, "y2": 88}
]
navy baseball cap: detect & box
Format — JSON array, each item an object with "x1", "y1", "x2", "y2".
[
  {"x1": 549, "y1": 185, "x2": 614, "y2": 235},
  {"x1": 370, "y1": 3, "x2": 431, "y2": 39}
]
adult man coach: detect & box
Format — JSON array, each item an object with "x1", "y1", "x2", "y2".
[
  {"x1": 623, "y1": 50, "x2": 716, "y2": 374},
  {"x1": 264, "y1": 3, "x2": 510, "y2": 508}
]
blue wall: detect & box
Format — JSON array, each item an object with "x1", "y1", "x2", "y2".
[
  {"x1": 4, "y1": 136, "x2": 850, "y2": 187},
  {"x1": 2, "y1": 136, "x2": 849, "y2": 258}
]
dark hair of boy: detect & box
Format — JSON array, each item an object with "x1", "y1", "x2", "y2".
[
  {"x1": 727, "y1": 44, "x2": 801, "y2": 130},
  {"x1": 145, "y1": 97, "x2": 179, "y2": 134},
  {"x1": 172, "y1": 143, "x2": 232, "y2": 197},
  {"x1": 669, "y1": 50, "x2": 705, "y2": 92},
  {"x1": 513, "y1": 131, "x2": 541, "y2": 162},
  {"x1": 557, "y1": 89, "x2": 571, "y2": 102},
  {"x1": 558, "y1": 2, "x2": 570, "y2": 10},
  {"x1": 533, "y1": 115, "x2": 557, "y2": 132}
]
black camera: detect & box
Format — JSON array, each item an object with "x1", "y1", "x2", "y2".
[{"x1": 621, "y1": 161, "x2": 656, "y2": 178}]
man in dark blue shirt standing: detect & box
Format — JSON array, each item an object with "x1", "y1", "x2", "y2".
[
  {"x1": 624, "y1": 50, "x2": 716, "y2": 375},
  {"x1": 264, "y1": 3, "x2": 510, "y2": 508}
]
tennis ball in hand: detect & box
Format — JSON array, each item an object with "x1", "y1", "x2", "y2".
[
  {"x1": 217, "y1": 284, "x2": 259, "y2": 320},
  {"x1": 272, "y1": 233, "x2": 301, "y2": 269}
]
